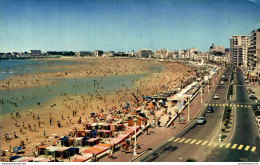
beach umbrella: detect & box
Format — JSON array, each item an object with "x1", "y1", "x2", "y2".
[
  {"x1": 126, "y1": 103, "x2": 130, "y2": 106},
  {"x1": 13, "y1": 146, "x2": 22, "y2": 152}
]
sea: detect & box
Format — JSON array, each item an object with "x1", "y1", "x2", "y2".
[{"x1": 0, "y1": 59, "x2": 163, "y2": 115}]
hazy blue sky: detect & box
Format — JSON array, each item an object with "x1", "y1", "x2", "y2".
[{"x1": 0, "y1": 0, "x2": 259, "y2": 52}]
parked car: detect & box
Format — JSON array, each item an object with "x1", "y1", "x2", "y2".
[
  {"x1": 220, "y1": 81, "x2": 224, "y2": 85},
  {"x1": 252, "y1": 104, "x2": 258, "y2": 112},
  {"x1": 256, "y1": 100, "x2": 260, "y2": 106},
  {"x1": 255, "y1": 110, "x2": 260, "y2": 116},
  {"x1": 249, "y1": 95, "x2": 257, "y2": 100},
  {"x1": 214, "y1": 94, "x2": 220, "y2": 99},
  {"x1": 222, "y1": 75, "x2": 225, "y2": 78},
  {"x1": 207, "y1": 106, "x2": 214, "y2": 113},
  {"x1": 224, "y1": 78, "x2": 228, "y2": 81},
  {"x1": 196, "y1": 117, "x2": 206, "y2": 124}
]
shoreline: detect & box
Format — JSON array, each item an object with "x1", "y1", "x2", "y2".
[{"x1": 0, "y1": 59, "x2": 195, "y2": 161}]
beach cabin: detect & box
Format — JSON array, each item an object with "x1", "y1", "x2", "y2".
[
  {"x1": 82, "y1": 137, "x2": 90, "y2": 146},
  {"x1": 89, "y1": 130, "x2": 97, "y2": 138},
  {"x1": 128, "y1": 116, "x2": 147, "y2": 127},
  {"x1": 98, "y1": 130, "x2": 112, "y2": 138},
  {"x1": 55, "y1": 147, "x2": 69, "y2": 159},
  {"x1": 37, "y1": 145, "x2": 48, "y2": 155},
  {"x1": 77, "y1": 129, "x2": 85, "y2": 137},
  {"x1": 65, "y1": 147, "x2": 79, "y2": 157},
  {"x1": 103, "y1": 124, "x2": 110, "y2": 130},
  {"x1": 116, "y1": 124, "x2": 125, "y2": 131},
  {"x1": 74, "y1": 137, "x2": 83, "y2": 146},
  {"x1": 86, "y1": 138, "x2": 99, "y2": 146},
  {"x1": 85, "y1": 123, "x2": 92, "y2": 130},
  {"x1": 59, "y1": 136, "x2": 70, "y2": 147}
]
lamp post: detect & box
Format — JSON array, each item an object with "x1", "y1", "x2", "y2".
[
  {"x1": 208, "y1": 80, "x2": 210, "y2": 93},
  {"x1": 200, "y1": 87, "x2": 203, "y2": 103},
  {"x1": 188, "y1": 98, "x2": 190, "y2": 122},
  {"x1": 133, "y1": 118, "x2": 137, "y2": 156}
]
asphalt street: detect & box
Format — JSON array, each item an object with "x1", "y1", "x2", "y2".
[
  {"x1": 205, "y1": 68, "x2": 259, "y2": 162},
  {"x1": 139, "y1": 67, "x2": 233, "y2": 162}
]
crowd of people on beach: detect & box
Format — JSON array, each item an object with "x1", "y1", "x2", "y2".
[{"x1": 1, "y1": 59, "x2": 196, "y2": 162}]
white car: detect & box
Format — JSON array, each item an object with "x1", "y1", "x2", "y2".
[
  {"x1": 214, "y1": 94, "x2": 219, "y2": 99},
  {"x1": 196, "y1": 117, "x2": 206, "y2": 124},
  {"x1": 220, "y1": 81, "x2": 224, "y2": 85},
  {"x1": 222, "y1": 75, "x2": 225, "y2": 78}
]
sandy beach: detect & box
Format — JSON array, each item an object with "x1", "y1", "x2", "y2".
[{"x1": 0, "y1": 58, "x2": 195, "y2": 161}]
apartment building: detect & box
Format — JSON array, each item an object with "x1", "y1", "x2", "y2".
[
  {"x1": 248, "y1": 28, "x2": 260, "y2": 70},
  {"x1": 230, "y1": 36, "x2": 250, "y2": 67}
]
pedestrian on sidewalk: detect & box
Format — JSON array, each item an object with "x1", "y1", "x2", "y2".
[
  {"x1": 171, "y1": 121, "x2": 175, "y2": 129},
  {"x1": 181, "y1": 115, "x2": 185, "y2": 124}
]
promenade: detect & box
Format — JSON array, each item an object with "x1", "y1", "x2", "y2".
[{"x1": 99, "y1": 69, "x2": 222, "y2": 162}]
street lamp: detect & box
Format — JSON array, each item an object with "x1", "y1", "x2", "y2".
[
  {"x1": 188, "y1": 98, "x2": 190, "y2": 122},
  {"x1": 208, "y1": 80, "x2": 210, "y2": 93},
  {"x1": 200, "y1": 87, "x2": 203, "y2": 103},
  {"x1": 133, "y1": 117, "x2": 137, "y2": 156}
]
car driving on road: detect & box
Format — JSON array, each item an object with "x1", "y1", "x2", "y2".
[
  {"x1": 207, "y1": 106, "x2": 214, "y2": 113},
  {"x1": 196, "y1": 117, "x2": 206, "y2": 124},
  {"x1": 214, "y1": 94, "x2": 219, "y2": 99}
]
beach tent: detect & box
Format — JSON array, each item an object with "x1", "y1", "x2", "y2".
[
  {"x1": 74, "y1": 137, "x2": 83, "y2": 146},
  {"x1": 68, "y1": 137, "x2": 75, "y2": 146},
  {"x1": 45, "y1": 146, "x2": 61, "y2": 157},
  {"x1": 110, "y1": 124, "x2": 116, "y2": 131},
  {"x1": 86, "y1": 138, "x2": 99, "y2": 146},
  {"x1": 85, "y1": 123, "x2": 93, "y2": 130},
  {"x1": 146, "y1": 101, "x2": 155, "y2": 110},
  {"x1": 103, "y1": 124, "x2": 110, "y2": 130},
  {"x1": 10, "y1": 156, "x2": 22, "y2": 162},
  {"x1": 55, "y1": 147, "x2": 69, "y2": 158},
  {"x1": 82, "y1": 137, "x2": 90, "y2": 146},
  {"x1": 77, "y1": 129, "x2": 85, "y2": 137},
  {"x1": 117, "y1": 124, "x2": 124, "y2": 131},
  {"x1": 91, "y1": 123, "x2": 98, "y2": 130},
  {"x1": 65, "y1": 147, "x2": 79, "y2": 156},
  {"x1": 37, "y1": 145, "x2": 48, "y2": 155},
  {"x1": 128, "y1": 116, "x2": 147, "y2": 126},
  {"x1": 90, "y1": 130, "x2": 97, "y2": 138},
  {"x1": 98, "y1": 130, "x2": 112, "y2": 138},
  {"x1": 59, "y1": 136, "x2": 70, "y2": 147},
  {"x1": 13, "y1": 146, "x2": 22, "y2": 153}
]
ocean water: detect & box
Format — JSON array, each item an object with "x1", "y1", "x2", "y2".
[
  {"x1": 0, "y1": 59, "x2": 77, "y2": 80},
  {"x1": 0, "y1": 59, "x2": 163, "y2": 115}
]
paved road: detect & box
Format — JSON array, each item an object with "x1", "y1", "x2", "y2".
[
  {"x1": 138, "y1": 67, "x2": 233, "y2": 162},
  {"x1": 205, "y1": 68, "x2": 260, "y2": 162}
]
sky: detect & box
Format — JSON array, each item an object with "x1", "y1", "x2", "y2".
[{"x1": 0, "y1": 0, "x2": 259, "y2": 53}]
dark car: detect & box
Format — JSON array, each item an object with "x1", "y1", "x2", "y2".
[
  {"x1": 255, "y1": 110, "x2": 260, "y2": 116},
  {"x1": 256, "y1": 100, "x2": 260, "y2": 106},
  {"x1": 249, "y1": 95, "x2": 257, "y2": 100},
  {"x1": 207, "y1": 106, "x2": 214, "y2": 113},
  {"x1": 224, "y1": 78, "x2": 228, "y2": 81},
  {"x1": 252, "y1": 104, "x2": 258, "y2": 112}
]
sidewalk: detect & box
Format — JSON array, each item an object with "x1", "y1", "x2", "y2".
[{"x1": 99, "y1": 71, "x2": 222, "y2": 162}]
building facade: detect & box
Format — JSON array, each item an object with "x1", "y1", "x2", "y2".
[
  {"x1": 230, "y1": 36, "x2": 250, "y2": 67},
  {"x1": 248, "y1": 28, "x2": 260, "y2": 70},
  {"x1": 30, "y1": 50, "x2": 41, "y2": 56}
]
